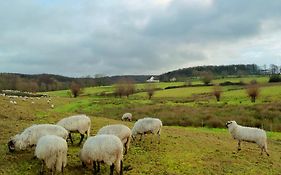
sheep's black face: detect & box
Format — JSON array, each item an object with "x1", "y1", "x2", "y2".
[
  {"x1": 225, "y1": 121, "x2": 232, "y2": 128},
  {"x1": 8, "y1": 140, "x2": 15, "y2": 152}
]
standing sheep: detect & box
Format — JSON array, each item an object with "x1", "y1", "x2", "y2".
[
  {"x1": 57, "y1": 114, "x2": 91, "y2": 145},
  {"x1": 226, "y1": 120, "x2": 269, "y2": 156},
  {"x1": 8, "y1": 124, "x2": 68, "y2": 152},
  {"x1": 97, "y1": 124, "x2": 131, "y2": 154},
  {"x1": 79, "y1": 135, "x2": 123, "y2": 175},
  {"x1": 131, "y1": 117, "x2": 162, "y2": 144},
  {"x1": 35, "y1": 135, "x2": 68, "y2": 174},
  {"x1": 121, "y1": 113, "x2": 132, "y2": 122}
]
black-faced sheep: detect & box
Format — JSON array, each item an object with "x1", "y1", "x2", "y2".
[
  {"x1": 35, "y1": 135, "x2": 68, "y2": 174},
  {"x1": 8, "y1": 124, "x2": 68, "y2": 152},
  {"x1": 226, "y1": 120, "x2": 269, "y2": 156},
  {"x1": 131, "y1": 117, "x2": 162, "y2": 144},
  {"x1": 121, "y1": 113, "x2": 132, "y2": 122},
  {"x1": 97, "y1": 124, "x2": 131, "y2": 154},
  {"x1": 79, "y1": 135, "x2": 123, "y2": 175},
  {"x1": 57, "y1": 114, "x2": 91, "y2": 145}
]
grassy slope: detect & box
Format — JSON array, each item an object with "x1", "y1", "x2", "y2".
[{"x1": 1, "y1": 76, "x2": 281, "y2": 174}]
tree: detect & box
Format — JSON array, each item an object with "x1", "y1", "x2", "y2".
[
  {"x1": 246, "y1": 80, "x2": 260, "y2": 103},
  {"x1": 213, "y1": 85, "x2": 222, "y2": 102},
  {"x1": 114, "y1": 79, "x2": 135, "y2": 98},
  {"x1": 145, "y1": 83, "x2": 155, "y2": 100},
  {"x1": 70, "y1": 82, "x2": 81, "y2": 98},
  {"x1": 200, "y1": 71, "x2": 213, "y2": 85}
]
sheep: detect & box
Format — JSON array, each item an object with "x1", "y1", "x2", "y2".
[
  {"x1": 131, "y1": 117, "x2": 162, "y2": 144},
  {"x1": 35, "y1": 135, "x2": 68, "y2": 174},
  {"x1": 57, "y1": 114, "x2": 91, "y2": 145},
  {"x1": 121, "y1": 113, "x2": 132, "y2": 122},
  {"x1": 51, "y1": 104, "x2": 55, "y2": 109},
  {"x1": 226, "y1": 120, "x2": 269, "y2": 156},
  {"x1": 8, "y1": 124, "x2": 68, "y2": 152},
  {"x1": 79, "y1": 135, "x2": 123, "y2": 175},
  {"x1": 97, "y1": 124, "x2": 131, "y2": 155}
]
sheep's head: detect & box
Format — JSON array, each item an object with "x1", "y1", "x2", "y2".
[
  {"x1": 7, "y1": 139, "x2": 15, "y2": 152},
  {"x1": 8, "y1": 134, "x2": 28, "y2": 152},
  {"x1": 225, "y1": 121, "x2": 237, "y2": 129}
]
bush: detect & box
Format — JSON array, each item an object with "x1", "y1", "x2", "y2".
[
  {"x1": 269, "y1": 74, "x2": 281, "y2": 83},
  {"x1": 205, "y1": 117, "x2": 224, "y2": 128},
  {"x1": 246, "y1": 80, "x2": 260, "y2": 103}
]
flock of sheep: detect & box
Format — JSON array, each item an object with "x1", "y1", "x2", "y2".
[
  {"x1": 7, "y1": 113, "x2": 163, "y2": 175},
  {"x1": 6, "y1": 107, "x2": 270, "y2": 175}
]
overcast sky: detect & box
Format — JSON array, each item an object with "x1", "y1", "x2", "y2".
[{"x1": 0, "y1": 0, "x2": 281, "y2": 77}]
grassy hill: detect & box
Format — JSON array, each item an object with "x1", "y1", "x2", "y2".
[{"x1": 1, "y1": 76, "x2": 281, "y2": 174}]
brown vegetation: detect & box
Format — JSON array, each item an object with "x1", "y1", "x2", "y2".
[
  {"x1": 145, "y1": 83, "x2": 156, "y2": 99},
  {"x1": 114, "y1": 79, "x2": 135, "y2": 98},
  {"x1": 70, "y1": 81, "x2": 81, "y2": 98},
  {"x1": 213, "y1": 85, "x2": 222, "y2": 102},
  {"x1": 246, "y1": 80, "x2": 260, "y2": 103},
  {"x1": 200, "y1": 71, "x2": 213, "y2": 85}
]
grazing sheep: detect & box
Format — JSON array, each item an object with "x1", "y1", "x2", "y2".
[
  {"x1": 226, "y1": 121, "x2": 269, "y2": 156},
  {"x1": 97, "y1": 124, "x2": 131, "y2": 154},
  {"x1": 51, "y1": 104, "x2": 55, "y2": 109},
  {"x1": 80, "y1": 135, "x2": 123, "y2": 175},
  {"x1": 121, "y1": 113, "x2": 132, "y2": 122},
  {"x1": 8, "y1": 124, "x2": 68, "y2": 152},
  {"x1": 35, "y1": 135, "x2": 68, "y2": 174},
  {"x1": 131, "y1": 117, "x2": 162, "y2": 144},
  {"x1": 57, "y1": 114, "x2": 91, "y2": 145}
]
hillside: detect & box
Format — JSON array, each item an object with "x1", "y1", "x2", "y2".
[{"x1": 1, "y1": 77, "x2": 281, "y2": 174}]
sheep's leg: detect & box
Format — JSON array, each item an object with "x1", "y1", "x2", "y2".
[
  {"x1": 139, "y1": 134, "x2": 143, "y2": 141},
  {"x1": 110, "y1": 164, "x2": 114, "y2": 175},
  {"x1": 237, "y1": 140, "x2": 241, "y2": 152},
  {"x1": 157, "y1": 130, "x2": 161, "y2": 144},
  {"x1": 124, "y1": 138, "x2": 129, "y2": 155},
  {"x1": 97, "y1": 162, "x2": 100, "y2": 172},
  {"x1": 68, "y1": 133, "x2": 73, "y2": 144},
  {"x1": 62, "y1": 165, "x2": 64, "y2": 175},
  {"x1": 93, "y1": 161, "x2": 97, "y2": 174},
  {"x1": 40, "y1": 160, "x2": 44, "y2": 174},
  {"x1": 120, "y1": 160, "x2": 123, "y2": 175},
  {"x1": 78, "y1": 134, "x2": 84, "y2": 145}
]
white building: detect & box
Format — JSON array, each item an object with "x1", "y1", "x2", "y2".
[{"x1": 146, "y1": 76, "x2": 160, "y2": 83}]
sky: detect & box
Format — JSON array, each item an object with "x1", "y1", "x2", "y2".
[{"x1": 0, "y1": 0, "x2": 281, "y2": 77}]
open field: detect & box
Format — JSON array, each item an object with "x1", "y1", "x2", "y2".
[{"x1": 1, "y1": 76, "x2": 281, "y2": 174}]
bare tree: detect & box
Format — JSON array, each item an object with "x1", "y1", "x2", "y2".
[
  {"x1": 246, "y1": 80, "x2": 260, "y2": 103},
  {"x1": 145, "y1": 83, "x2": 155, "y2": 100},
  {"x1": 114, "y1": 79, "x2": 135, "y2": 98},
  {"x1": 213, "y1": 85, "x2": 222, "y2": 102},
  {"x1": 200, "y1": 71, "x2": 213, "y2": 85},
  {"x1": 70, "y1": 82, "x2": 81, "y2": 98}
]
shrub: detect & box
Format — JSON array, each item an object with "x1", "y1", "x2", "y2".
[
  {"x1": 205, "y1": 117, "x2": 224, "y2": 128},
  {"x1": 70, "y1": 82, "x2": 81, "y2": 98},
  {"x1": 269, "y1": 74, "x2": 281, "y2": 83},
  {"x1": 145, "y1": 83, "x2": 156, "y2": 100},
  {"x1": 200, "y1": 71, "x2": 213, "y2": 85},
  {"x1": 246, "y1": 80, "x2": 260, "y2": 103},
  {"x1": 213, "y1": 85, "x2": 222, "y2": 102}
]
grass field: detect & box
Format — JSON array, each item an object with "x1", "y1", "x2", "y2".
[{"x1": 1, "y1": 76, "x2": 281, "y2": 174}]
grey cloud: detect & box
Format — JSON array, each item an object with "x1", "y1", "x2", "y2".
[{"x1": 0, "y1": 0, "x2": 280, "y2": 76}]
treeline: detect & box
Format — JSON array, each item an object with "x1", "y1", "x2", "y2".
[
  {"x1": 0, "y1": 73, "x2": 150, "y2": 92},
  {"x1": 159, "y1": 64, "x2": 279, "y2": 82}
]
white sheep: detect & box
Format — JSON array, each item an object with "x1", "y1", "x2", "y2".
[
  {"x1": 8, "y1": 124, "x2": 68, "y2": 152},
  {"x1": 35, "y1": 135, "x2": 68, "y2": 174},
  {"x1": 131, "y1": 117, "x2": 162, "y2": 144},
  {"x1": 226, "y1": 121, "x2": 269, "y2": 156},
  {"x1": 57, "y1": 114, "x2": 91, "y2": 145},
  {"x1": 97, "y1": 124, "x2": 131, "y2": 154},
  {"x1": 121, "y1": 113, "x2": 132, "y2": 122},
  {"x1": 79, "y1": 135, "x2": 123, "y2": 175}
]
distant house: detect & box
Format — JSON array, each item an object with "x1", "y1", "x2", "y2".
[
  {"x1": 170, "y1": 77, "x2": 176, "y2": 82},
  {"x1": 146, "y1": 76, "x2": 160, "y2": 83}
]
